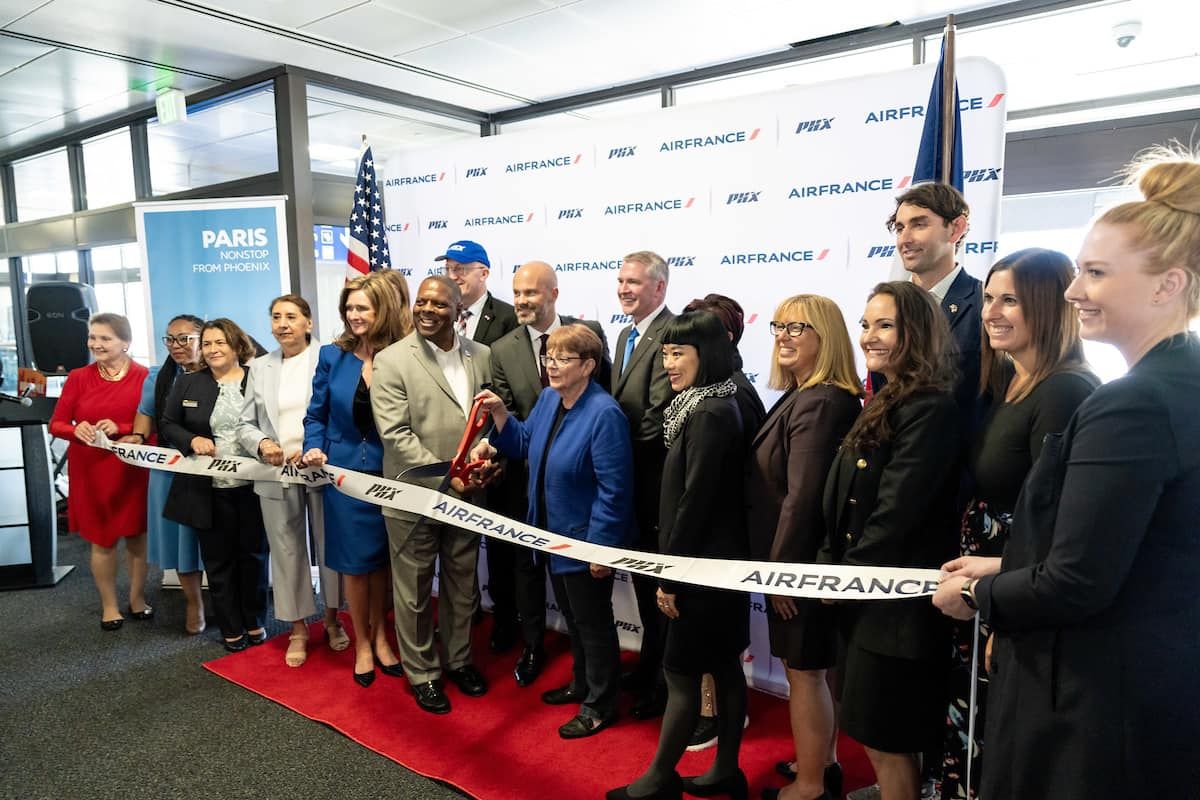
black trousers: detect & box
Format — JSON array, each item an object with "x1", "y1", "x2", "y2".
[
  {"x1": 630, "y1": 440, "x2": 667, "y2": 691},
  {"x1": 551, "y1": 569, "x2": 619, "y2": 721},
  {"x1": 485, "y1": 538, "x2": 547, "y2": 647},
  {"x1": 197, "y1": 485, "x2": 269, "y2": 638}
]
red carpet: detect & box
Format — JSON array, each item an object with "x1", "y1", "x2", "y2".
[{"x1": 205, "y1": 615, "x2": 874, "y2": 799}]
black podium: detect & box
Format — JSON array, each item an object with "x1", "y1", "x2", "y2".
[{"x1": 0, "y1": 397, "x2": 73, "y2": 589}]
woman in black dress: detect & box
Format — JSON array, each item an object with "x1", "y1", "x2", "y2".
[
  {"x1": 608, "y1": 311, "x2": 749, "y2": 800},
  {"x1": 748, "y1": 294, "x2": 862, "y2": 800},
  {"x1": 936, "y1": 249, "x2": 1097, "y2": 798},
  {"x1": 820, "y1": 282, "x2": 961, "y2": 800}
]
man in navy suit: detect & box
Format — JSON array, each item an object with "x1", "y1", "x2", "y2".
[{"x1": 883, "y1": 183, "x2": 983, "y2": 417}]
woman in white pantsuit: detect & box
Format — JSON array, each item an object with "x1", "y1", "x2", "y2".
[{"x1": 238, "y1": 294, "x2": 348, "y2": 667}]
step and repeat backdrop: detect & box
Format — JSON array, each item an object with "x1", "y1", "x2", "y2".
[{"x1": 389, "y1": 58, "x2": 1008, "y2": 694}]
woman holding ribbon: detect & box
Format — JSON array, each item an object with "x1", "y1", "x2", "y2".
[
  {"x1": 608, "y1": 310, "x2": 750, "y2": 800},
  {"x1": 748, "y1": 295, "x2": 863, "y2": 800},
  {"x1": 49, "y1": 312, "x2": 150, "y2": 630},
  {"x1": 935, "y1": 249, "x2": 1097, "y2": 799},
  {"x1": 238, "y1": 294, "x2": 347, "y2": 668},
  {"x1": 160, "y1": 318, "x2": 268, "y2": 652},
  {"x1": 130, "y1": 314, "x2": 207, "y2": 634},
  {"x1": 935, "y1": 148, "x2": 1200, "y2": 799},
  {"x1": 302, "y1": 273, "x2": 411, "y2": 686},
  {"x1": 820, "y1": 282, "x2": 961, "y2": 800},
  {"x1": 475, "y1": 323, "x2": 634, "y2": 739}
]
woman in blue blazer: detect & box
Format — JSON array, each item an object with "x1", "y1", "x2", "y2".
[
  {"x1": 302, "y1": 272, "x2": 412, "y2": 686},
  {"x1": 476, "y1": 323, "x2": 635, "y2": 740}
]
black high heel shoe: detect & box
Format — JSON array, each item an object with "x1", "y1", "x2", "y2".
[
  {"x1": 354, "y1": 668, "x2": 376, "y2": 688},
  {"x1": 379, "y1": 662, "x2": 405, "y2": 679},
  {"x1": 762, "y1": 790, "x2": 831, "y2": 800},
  {"x1": 682, "y1": 770, "x2": 748, "y2": 800},
  {"x1": 606, "y1": 772, "x2": 683, "y2": 800},
  {"x1": 125, "y1": 605, "x2": 154, "y2": 620}
]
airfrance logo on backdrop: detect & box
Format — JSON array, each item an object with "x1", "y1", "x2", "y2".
[
  {"x1": 385, "y1": 222, "x2": 412, "y2": 232},
  {"x1": 464, "y1": 167, "x2": 488, "y2": 178},
  {"x1": 964, "y1": 167, "x2": 1003, "y2": 182},
  {"x1": 721, "y1": 249, "x2": 829, "y2": 265},
  {"x1": 604, "y1": 197, "x2": 696, "y2": 216},
  {"x1": 726, "y1": 191, "x2": 761, "y2": 205},
  {"x1": 463, "y1": 212, "x2": 535, "y2": 227},
  {"x1": 427, "y1": 219, "x2": 448, "y2": 230},
  {"x1": 789, "y1": 176, "x2": 910, "y2": 198},
  {"x1": 557, "y1": 259, "x2": 623, "y2": 273},
  {"x1": 964, "y1": 241, "x2": 1000, "y2": 254},
  {"x1": 608, "y1": 146, "x2": 637, "y2": 159},
  {"x1": 660, "y1": 128, "x2": 760, "y2": 152},
  {"x1": 795, "y1": 117, "x2": 834, "y2": 133},
  {"x1": 384, "y1": 172, "x2": 445, "y2": 186},
  {"x1": 557, "y1": 208, "x2": 584, "y2": 220},
  {"x1": 505, "y1": 154, "x2": 582, "y2": 173},
  {"x1": 864, "y1": 93, "x2": 1006, "y2": 124}
]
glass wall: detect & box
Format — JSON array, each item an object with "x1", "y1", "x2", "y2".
[
  {"x1": 21, "y1": 251, "x2": 80, "y2": 285},
  {"x1": 0, "y1": 260, "x2": 15, "y2": 392},
  {"x1": 90, "y1": 243, "x2": 149, "y2": 363},
  {"x1": 12, "y1": 148, "x2": 72, "y2": 221},
  {"x1": 82, "y1": 128, "x2": 136, "y2": 209}
]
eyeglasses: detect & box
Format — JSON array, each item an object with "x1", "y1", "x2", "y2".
[
  {"x1": 441, "y1": 264, "x2": 482, "y2": 277},
  {"x1": 162, "y1": 335, "x2": 200, "y2": 346},
  {"x1": 769, "y1": 321, "x2": 815, "y2": 337},
  {"x1": 540, "y1": 355, "x2": 581, "y2": 368}
]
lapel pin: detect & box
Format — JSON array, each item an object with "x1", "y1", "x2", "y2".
[{"x1": 949, "y1": 303, "x2": 958, "y2": 313}]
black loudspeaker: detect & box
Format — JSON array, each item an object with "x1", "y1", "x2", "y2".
[{"x1": 26, "y1": 282, "x2": 98, "y2": 375}]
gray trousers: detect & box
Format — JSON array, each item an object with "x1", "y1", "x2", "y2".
[
  {"x1": 385, "y1": 514, "x2": 480, "y2": 684},
  {"x1": 258, "y1": 484, "x2": 342, "y2": 622}
]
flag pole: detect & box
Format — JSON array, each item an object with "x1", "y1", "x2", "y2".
[{"x1": 940, "y1": 14, "x2": 957, "y2": 185}]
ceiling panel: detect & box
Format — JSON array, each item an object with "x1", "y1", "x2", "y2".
[
  {"x1": 204, "y1": 0, "x2": 367, "y2": 30},
  {"x1": 299, "y1": 3, "x2": 456, "y2": 55},
  {"x1": 0, "y1": 0, "x2": 46, "y2": 27},
  {"x1": 376, "y1": 0, "x2": 556, "y2": 33},
  {"x1": 0, "y1": 35, "x2": 52, "y2": 73}
]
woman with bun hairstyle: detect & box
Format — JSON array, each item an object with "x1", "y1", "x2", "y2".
[{"x1": 935, "y1": 147, "x2": 1200, "y2": 798}]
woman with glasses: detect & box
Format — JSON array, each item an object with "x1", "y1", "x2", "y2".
[
  {"x1": 49, "y1": 313, "x2": 151, "y2": 630},
  {"x1": 160, "y1": 318, "x2": 269, "y2": 652},
  {"x1": 609, "y1": 310, "x2": 751, "y2": 800},
  {"x1": 750, "y1": 299, "x2": 863, "y2": 800},
  {"x1": 474, "y1": 324, "x2": 635, "y2": 740},
  {"x1": 129, "y1": 315, "x2": 207, "y2": 634}
]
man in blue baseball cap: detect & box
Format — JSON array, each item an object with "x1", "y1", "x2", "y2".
[{"x1": 433, "y1": 240, "x2": 519, "y2": 650}]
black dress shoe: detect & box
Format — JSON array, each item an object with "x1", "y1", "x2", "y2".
[
  {"x1": 489, "y1": 619, "x2": 519, "y2": 653},
  {"x1": 125, "y1": 605, "x2": 154, "y2": 620},
  {"x1": 246, "y1": 629, "x2": 268, "y2": 646},
  {"x1": 558, "y1": 713, "x2": 615, "y2": 739},
  {"x1": 541, "y1": 683, "x2": 584, "y2": 705},
  {"x1": 631, "y1": 688, "x2": 668, "y2": 720},
  {"x1": 444, "y1": 664, "x2": 488, "y2": 697},
  {"x1": 354, "y1": 669, "x2": 376, "y2": 688},
  {"x1": 682, "y1": 770, "x2": 748, "y2": 800},
  {"x1": 514, "y1": 645, "x2": 545, "y2": 687},
  {"x1": 413, "y1": 680, "x2": 451, "y2": 714},
  {"x1": 100, "y1": 617, "x2": 124, "y2": 632},
  {"x1": 606, "y1": 772, "x2": 683, "y2": 799},
  {"x1": 620, "y1": 670, "x2": 647, "y2": 692},
  {"x1": 379, "y1": 662, "x2": 405, "y2": 679},
  {"x1": 223, "y1": 635, "x2": 249, "y2": 653}
]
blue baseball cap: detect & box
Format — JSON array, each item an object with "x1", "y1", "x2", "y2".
[{"x1": 435, "y1": 240, "x2": 490, "y2": 268}]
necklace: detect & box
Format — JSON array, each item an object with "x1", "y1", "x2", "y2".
[{"x1": 97, "y1": 359, "x2": 130, "y2": 382}]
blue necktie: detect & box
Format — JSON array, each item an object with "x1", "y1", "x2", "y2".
[{"x1": 621, "y1": 327, "x2": 639, "y2": 375}]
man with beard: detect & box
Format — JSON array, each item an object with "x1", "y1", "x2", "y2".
[
  {"x1": 487, "y1": 261, "x2": 610, "y2": 687},
  {"x1": 372, "y1": 275, "x2": 493, "y2": 715}
]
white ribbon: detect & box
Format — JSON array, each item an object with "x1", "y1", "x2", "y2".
[{"x1": 93, "y1": 433, "x2": 944, "y2": 600}]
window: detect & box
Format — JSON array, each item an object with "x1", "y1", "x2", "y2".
[
  {"x1": 90, "y1": 244, "x2": 149, "y2": 363},
  {"x1": 12, "y1": 149, "x2": 72, "y2": 221},
  {"x1": 0, "y1": 259, "x2": 15, "y2": 392},
  {"x1": 147, "y1": 85, "x2": 279, "y2": 195},
  {"x1": 82, "y1": 128, "x2": 136, "y2": 208},
  {"x1": 22, "y1": 251, "x2": 80, "y2": 285}
]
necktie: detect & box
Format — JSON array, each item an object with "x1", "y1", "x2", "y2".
[
  {"x1": 458, "y1": 309, "x2": 472, "y2": 338},
  {"x1": 538, "y1": 333, "x2": 549, "y2": 388},
  {"x1": 621, "y1": 326, "x2": 639, "y2": 375}
]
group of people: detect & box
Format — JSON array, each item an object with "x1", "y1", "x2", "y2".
[{"x1": 49, "y1": 146, "x2": 1200, "y2": 800}]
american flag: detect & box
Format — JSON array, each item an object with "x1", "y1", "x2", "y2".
[{"x1": 346, "y1": 145, "x2": 391, "y2": 279}]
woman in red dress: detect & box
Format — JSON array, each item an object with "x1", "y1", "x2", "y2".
[{"x1": 49, "y1": 313, "x2": 150, "y2": 630}]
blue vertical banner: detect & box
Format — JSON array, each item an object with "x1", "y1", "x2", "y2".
[{"x1": 135, "y1": 197, "x2": 290, "y2": 364}]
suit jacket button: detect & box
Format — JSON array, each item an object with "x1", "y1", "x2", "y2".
[
  {"x1": 849, "y1": 497, "x2": 858, "y2": 506},
  {"x1": 845, "y1": 532, "x2": 853, "y2": 542},
  {"x1": 855, "y1": 458, "x2": 867, "y2": 469}
]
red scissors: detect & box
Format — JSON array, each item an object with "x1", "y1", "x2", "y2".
[{"x1": 447, "y1": 394, "x2": 492, "y2": 483}]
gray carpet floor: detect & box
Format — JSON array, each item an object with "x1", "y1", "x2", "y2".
[{"x1": 0, "y1": 532, "x2": 471, "y2": 800}]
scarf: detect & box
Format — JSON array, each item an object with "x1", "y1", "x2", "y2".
[{"x1": 662, "y1": 378, "x2": 737, "y2": 448}]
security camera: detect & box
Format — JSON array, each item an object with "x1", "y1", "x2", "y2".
[{"x1": 1113, "y1": 20, "x2": 1141, "y2": 48}]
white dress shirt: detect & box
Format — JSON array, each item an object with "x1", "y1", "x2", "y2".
[{"x1": 423, "y1": 335, "x2": 471, "y2": 416}]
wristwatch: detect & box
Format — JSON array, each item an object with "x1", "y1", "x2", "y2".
[{"x1": 960, "y1": 578, "x2": 979, "y2": 611}]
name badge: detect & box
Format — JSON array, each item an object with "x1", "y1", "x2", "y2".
[{"x1": 182, "y1": 399, "x2": 199, "y2": 408}]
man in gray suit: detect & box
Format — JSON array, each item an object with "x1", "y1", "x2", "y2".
[
  {"x1": 488, "y1": 260, "x2": 611, "y2": 688},
  {"x1": 611, "y1": 250, "x2": 676, "y2": 719},
  {"x1": 372, "y1": 275, "x2": 493, "y2": 715}
]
